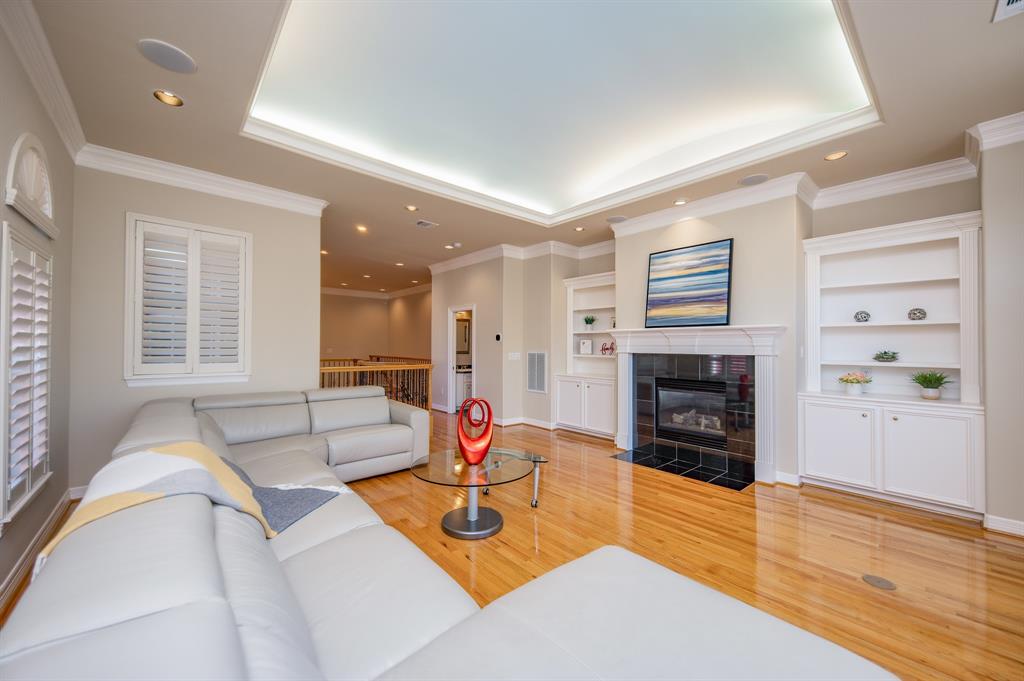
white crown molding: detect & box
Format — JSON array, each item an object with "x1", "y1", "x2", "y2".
[
  {"x1": 0, "y1": 1, "x2": 86, "y2": 159},
  {"x1": 802, "y1": 210, "x2": 981, "y2": 254},
  {"x1": 242, "y1": 103, "x2": 879, "y2": 227},
  {"x1": 321, "y1": 283, "x2": 431, "y2": 300},
  {"x1": 967, "y1": 111, "x2": 1024, "y2": 151},
  {"x1": 813, "y1": 158, "x2": 977, "y2": 209},
  {"x1": 612, "y1": 172, "x2": 810, "y2": 238},
  {"x1": 429, "y1": 239, "x2": 616, "y2": 275},
  {"x1": 76, "y1": 144, "x2": 328, "y2": 217}
]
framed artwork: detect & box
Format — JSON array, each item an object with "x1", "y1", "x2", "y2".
[{"x1": 645, "y1": 238, "x2": 733, "y2": 328}]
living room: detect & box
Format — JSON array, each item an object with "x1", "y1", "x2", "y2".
[{"x1": 0, "y1": 1, "x2": 1022, "y2": 679}]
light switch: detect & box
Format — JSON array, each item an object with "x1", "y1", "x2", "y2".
[{"x1": 508, "y1": 352, "x2": 521, "y2": 361}]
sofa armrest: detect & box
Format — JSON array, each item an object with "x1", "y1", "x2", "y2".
[{"x1": 388, "y1": 400, "x2": 429, "y2": 462}]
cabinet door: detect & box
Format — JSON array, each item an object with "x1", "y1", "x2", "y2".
[
  {"x1": 882, "y1": 409, "x2": 974, "y2": 508},
  {"x1": 583, "y1": 380, "x2": 616, "y2": 435},
  {"x1": 556, "y1": 377, "x2": 583, "y2": 428},
  {"x1": 802, "y1": 401, "x2": 876, "y2": 489}
]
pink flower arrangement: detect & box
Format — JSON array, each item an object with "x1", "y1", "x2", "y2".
[{"x1": 838, "y1": 371, "x2": 872, "y2": 384}]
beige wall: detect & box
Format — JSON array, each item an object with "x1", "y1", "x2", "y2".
[
  {"x1": 431, "y1": 259, "x2": 504, "y2": 414},
  {"x1": 0, "y1": 29, "x2": 75, "y2": 580},
  {"x1": 501, "y1": 258, "x2": 524, "y2": 421},
  {"x1": 615, "y1": 198, "x2": 804, "y2": 474},
  {"x1": 320, "y1": 293, "x2": 389, "y2": 358},
  {"x1": 578, "y1": 251, "x2": 615, "y2": 275},
  {"x1": 69, "y1": 168, "x2": 320, "y2": 487},
  {"x1": 387, "y1": 289, "x2": 431, "y2": 359},
  {"x1": 812, "y1": 179, "x2": 980, "y2": 237},
  {"x1": 980, "y1": 140, "x2": 1024, "y2": 524}
]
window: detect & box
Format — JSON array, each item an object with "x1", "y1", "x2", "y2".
[
  {"x1": 124, "y1": 213, "x2": 252, "y2": 386},
  {"x1": 1, "y1": 223, "x2": 52, "y2": 524}
]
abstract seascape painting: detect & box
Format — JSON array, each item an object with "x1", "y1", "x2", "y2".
[{"x1": 645, "y1": 238, "x2": 733, "y2": 327}]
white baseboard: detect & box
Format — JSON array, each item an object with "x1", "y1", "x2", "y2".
[
  {"x1": 774, "y1": 471, "x2": 802, "y2": 487},
  {"x1": 68, "y1": 486, "x2": 87, "y2": 500},
  {"x1": 522, "y1": 418, "x2": 553, "y2": 430},
  {"x1": 984, "y1": 514, "x2": 1024, "y2": 537},
  {"x1": 494, "y1": 416, "x2": 524, "y2": 427},
  {"x1": 0, "y1": 488, "x2": 72, "y2": 612},
  {"x1": 430, "y1": 403, "x2": 449, "y2": 413}
]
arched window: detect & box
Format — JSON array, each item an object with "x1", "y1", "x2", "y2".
[{"x1": 4, "y1": 132, "x2": 58, "y2": 239}]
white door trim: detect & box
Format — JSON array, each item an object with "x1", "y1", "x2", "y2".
[{"x1": 447, "y1": 304, "x2": 477, "y2": 413}]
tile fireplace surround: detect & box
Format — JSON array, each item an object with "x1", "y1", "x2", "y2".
[{"x1": 610, "y1": 326, "x2": 786, "y2": 484}]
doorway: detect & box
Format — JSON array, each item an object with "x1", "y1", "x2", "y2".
[{"x1": 447, "y1": 305, "x2": 475, "y2": 413}]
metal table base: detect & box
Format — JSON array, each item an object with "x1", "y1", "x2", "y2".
[{"x1": 441, "y1": 484, "x2": 503, "y2": 539}]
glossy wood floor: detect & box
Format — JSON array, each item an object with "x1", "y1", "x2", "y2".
[{"x1": 350, "y1": 413, "x2": 1024, "y2": 681}]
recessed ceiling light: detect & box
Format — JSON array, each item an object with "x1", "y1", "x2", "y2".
[
  {"x1": 379, "y1": 288, "x2": 386, "y2": 292},
  {"x1": 138, "y1": 39, "x2": 197, "y2": 74},
  {"x1": 405, "y1": 205, "x2": 418, "y2": 212},
  {"x1": 362, "y1": 274, "x2": 371, "y2": 278},
  {"x1": 340, "y1": 283, "x2": 348, "y2": 286},
  {"x1": 453, "y1": 242, "x2": 462, "y2": 248},
  {"x1": 739, "y1": 173, "x2": 770, "y2": 187},
  {"x1": 674, "y1": 198, "x2": 688, "y2": 206},
  {"x1": 395, "y1": 262, "x2": 404, "y2": 267},
  {"x1": 356, "y1": 225, "x2": 368, "y2": 232},
  {"x1": 444, "y1": 244, "x2": 454, "y2": 250},
  {"x1": 153, "y1": 89, "x2": 183, "y2": 107},
  {"x1": 574, "y1": 226, "x2": 585, "y2": 232},
  {"x1": 606, "y1": 215, "x2": 628, "y2": 224},
  {"x1": 320, "y1": 249, "x2": 328, "y2": 255},
  {"x1": 824, "y1": 150, "x2": 849, "y2": 161},
  {"x1": 411, "y1": 280, "x2": 419, "y2": 284}
]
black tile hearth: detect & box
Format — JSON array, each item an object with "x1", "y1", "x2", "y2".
[{"x1": 612, "y1": 450, "x2": 752, "y2": 491}]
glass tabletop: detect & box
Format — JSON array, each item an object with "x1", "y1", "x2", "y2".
[{"x1": 411, "y1": 448, "x2": 545, "y2": 488}]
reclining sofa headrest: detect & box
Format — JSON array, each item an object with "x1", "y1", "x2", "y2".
[
  {"x1": 193, "y1": 391, "x2": 307, "y2": 411},
  {"x1": 305, "y1": 386, "x2": 385, "y2": 402}
]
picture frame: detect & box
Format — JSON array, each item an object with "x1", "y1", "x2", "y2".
[{"x1": 644, "y1": 238, "x2": 733, "y2": 328}]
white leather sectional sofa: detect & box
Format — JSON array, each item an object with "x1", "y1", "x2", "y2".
[{"x1": 0, "y1": 387, "x2": 895, "y2": 680}]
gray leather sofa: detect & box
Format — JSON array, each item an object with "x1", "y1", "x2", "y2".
[{"x1": 0, "y1": 387, "x2": 894, "y2": 680}]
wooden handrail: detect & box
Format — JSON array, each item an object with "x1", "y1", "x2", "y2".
[{"x1": 368, "y1": 354, "x2": 431, "y2": 364}]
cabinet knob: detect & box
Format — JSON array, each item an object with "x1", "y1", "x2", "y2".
[
  {"x1": 861, "y1": 413, "x2": 868, "y2": 418},
  {"x1": 892, "y1": 416, "x2": 899, "y2": 422}
]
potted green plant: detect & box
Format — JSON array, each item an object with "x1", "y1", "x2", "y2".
[
  {"x1": 838, "y1": 371, "x2": 871, "y2": 396},
  {"x1": 873, "y1": 350, "x2": 899, "y2": 363},
  {"x1": 583, "y1": 314, "x2": 596, "y2": 331},
  {"x1": 910, "y1": 371, "x2": 953, "y2": 400}
]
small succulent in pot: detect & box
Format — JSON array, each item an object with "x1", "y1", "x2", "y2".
[
  {"x1": 583, "y1": 314, "x2": 596, "y2": 330},
  {"x1": 910, "y1": 371, "x2": 953, "y2": 400},
  {"x1": 873, "y1": 350, "x2": 899, "y2": 363},
  {"x1": 838, "y1": 370, "x2": 872, "y2": 396}
]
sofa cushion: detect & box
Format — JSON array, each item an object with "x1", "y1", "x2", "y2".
[
  {"x1": 281, "y1": 524, "x2": 479, "y2": 680},
  {"x1": 131, "y1": 397, "x2": 196, "y2": 422},
  {"x1": 202, "y1": 403, "x2": 311, "y2": 445},
  {"x1": 230, "y1": 433, "x2": 328, "y2": 465},
  {"x1": 306, "y1": 387, "x2": 391, "y2": 433},
  {"x1": 269, "y1": 494, "x2": 382, "y2": 562},
  {"x1": 111, "y1": 416, "x2": 202, "y2": 458},
  {"x1": 213, "y1": 507, "x2": 324, "y2": 681},
  {"x1": 239, "y1": 449, "x2": 337, "y2": 488},
  {"x1": 326, "y1": 423, "x2": 413, "y2": 465},
  {"x1": 381, "y1": 546, "x2": 895, "y2": 680},
  {"x1": 197, "y1": 412, "x2": 234, "y2": 462},
  {"x1": 193, "y1": 391, "x2": 307, "y2": 410},
  {"x1": 0, "y1": 495, "x2": 224, "y2": 660}
]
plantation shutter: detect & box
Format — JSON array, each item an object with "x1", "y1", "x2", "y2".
[
  {"x1": 134, "y1": 222, "x2": 190, "y2": 374},
  {"x1": 198, "y1": 232, "x2": 245, "y2": 372},
  {"x1": 5, "y1": 232, "x2": 51, "y2": 510}
]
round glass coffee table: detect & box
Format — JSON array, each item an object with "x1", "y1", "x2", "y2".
[{"x1": 411, "y1": 448, "x2": 545, "y2": 539}]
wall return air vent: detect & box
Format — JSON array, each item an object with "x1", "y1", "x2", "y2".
[{"x1": 993, "y1": 0, "x2": 1024, "y2": 22}]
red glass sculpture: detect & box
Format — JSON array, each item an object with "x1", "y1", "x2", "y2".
[{"x1": 457, "y1": 397, "x2": 493, "y2": 465}]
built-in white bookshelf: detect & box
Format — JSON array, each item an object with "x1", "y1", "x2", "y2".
[
  {"x1": 564, "y1": 272, "x2": 617, "y2": 378},
  {"x1": 804, "y1": 213, "x2": 981, "y2": 404}
]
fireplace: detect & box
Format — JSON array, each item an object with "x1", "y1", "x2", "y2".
[{"x1": 655, "y1": 378, "x2": 727, "y2": 449}]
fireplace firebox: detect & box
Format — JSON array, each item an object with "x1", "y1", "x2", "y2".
[{"x1": 654, "y1": 378, "x2": 727, "y2": 449}]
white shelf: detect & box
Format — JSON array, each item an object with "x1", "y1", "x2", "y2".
[
  {"x1": 800, "y1": 390, "x2": 983, "y2": 412},
  {"x1": 820, "y1": 275, "x2": 959, "y2": 290},
  {"x1": 821, "y1": 359, "x2": 960, "y2": 369},
  {"x1": 573, "y1": 305, "x2": 615, "y2": 312},
  {"x1": 572, "y1": 329, "x2": 615, "y2": 335},
  {"x1": 573, "y1": 354, "x2": 616, "y2": 360},
  {"x1": 820, "y1": 320, "x2": 960, "y2": 328}
]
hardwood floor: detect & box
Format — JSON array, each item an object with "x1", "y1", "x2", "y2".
[{"x1": 350, "y1": 412, "x2": 1024, "y2": 681}]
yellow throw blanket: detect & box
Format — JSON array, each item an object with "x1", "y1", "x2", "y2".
[{"x1": 35, "y1": 441, "x2": 275, "y2": 576}]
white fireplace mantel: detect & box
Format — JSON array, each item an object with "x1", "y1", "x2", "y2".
[
  {"x1": 610, "y1": 325, "x2": 786, "y2": 357},
  {"x1": 610, "y1": 324, "x2": 787, "y2": 483}
]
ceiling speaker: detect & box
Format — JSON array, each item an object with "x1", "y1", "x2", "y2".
[{"x1": 138, "y1": 39, "x2": 197, "y2": 74}]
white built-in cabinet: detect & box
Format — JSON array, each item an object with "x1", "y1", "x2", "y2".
[
  {"x1": 799, "y1": 212, "x2": 985, "y2": 516},
  {"x1": 555, "y1": 271, "x2": 616, "y2": 438}
]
